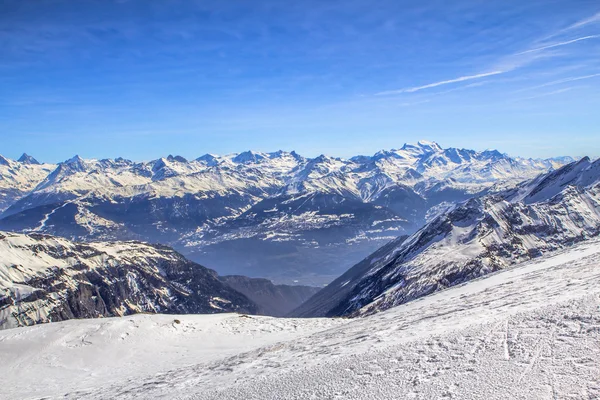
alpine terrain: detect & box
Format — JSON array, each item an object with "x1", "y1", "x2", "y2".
[
  {"x1": 4, "y1": 1, "x2": 599, "y2": 399},
  {"x1": 292, "y1": 156, "x2": 600, "y2": 317},
  {"x1": 0, "y1": 154, "x2": 55, "y2": 213},
  {"x1": 0, "y1": 142, "x2": 572, "y2": 284}
]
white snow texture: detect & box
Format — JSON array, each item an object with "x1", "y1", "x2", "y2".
[{"x1": 1, "y1": 238, "x2": 599, "y2": 399}]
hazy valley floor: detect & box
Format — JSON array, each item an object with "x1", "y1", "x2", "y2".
[{"x1": 1, "y1": 240, "x2": 599, "y2": 399}]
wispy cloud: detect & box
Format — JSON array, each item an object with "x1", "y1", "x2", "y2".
[
  {"x1": 567, "y1": 11, "x2": 600, "y2": 31},
  {"x1": 376, "y1": 21, "x2": 600, "y2": 98},
  {"x1": 515, "y1": 73, "x2": 600, "y2": 92},
  {"x1": 376, "y1": 71, "x2": 503, "y2": 95},
  {"x1": 513, "y1": 87, "x2": 577, "y2": 102},
  {"x1": 543, "y1": 10, "x2": 600, "y2": 40},
  {"x1": 516, "y1": 35, "x2": 600, "y2": 55}
]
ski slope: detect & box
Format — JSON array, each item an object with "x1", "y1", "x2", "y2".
[{"x1": 1, "y1": 239, "x2": 599, "y2": 399}]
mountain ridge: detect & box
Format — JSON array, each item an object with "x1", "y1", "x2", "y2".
[
  {"x1": 0, "y1": 142, "x2": 575, "y2": 283},
  {"x1": 291, "y1": 157, "x2": 600, "y2": 317},
  {"x1": 0, "y1": 231, "x2": 260, "y2": 329}
]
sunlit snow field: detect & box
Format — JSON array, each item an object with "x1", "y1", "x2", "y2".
[{"x1": 1, "y1": 239, "x2": 599, "y2": 399}]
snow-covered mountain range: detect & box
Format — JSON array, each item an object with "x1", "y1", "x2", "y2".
[
  {"x1": 292, "y1": 156, "x2": 600, "y2": 317},
  {"x1": 0, "y1": 148, "x2": 598, "y2": 399},
  {"x1": 0, "y1": 142, "x2": 572, "y2": 284}
]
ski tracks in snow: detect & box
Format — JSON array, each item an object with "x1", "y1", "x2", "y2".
[
  {"x1": 62, "y1": 243, "x2": 600, "y2": 400},
  {"x1": 185, "y1": 297, "x2": 600, "y2": 400},
  {"x1": 28, "y1": 201, "x2": 70, "y2": 232},
  {"x1": 5, "y1": 240, "x2": 600, "y2": 400}
]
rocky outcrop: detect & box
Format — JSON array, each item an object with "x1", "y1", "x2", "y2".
[{"x1": 0, "y1": 232, "x2": 258, "y2": 329}]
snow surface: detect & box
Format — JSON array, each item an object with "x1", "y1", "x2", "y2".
[{"x1": 1, "y1": 239, "x2": 599, "y2": 399}]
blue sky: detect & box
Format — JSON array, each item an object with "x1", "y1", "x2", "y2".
[{"x1": 0, "y1": 0, "x2": 599, "y2": 162}]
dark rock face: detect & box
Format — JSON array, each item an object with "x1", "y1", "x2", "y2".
[
  {"x1": 219, "y1": 275, "x2": 321, "y2": 317},
  {"x1": 0, "y1": 232, "x2": 258, "y2": 330},
  {"x1": 17, "y1": 153, "x2": 41, "y2": 165}
]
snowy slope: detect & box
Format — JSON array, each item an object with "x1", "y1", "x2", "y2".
[
  {"x1": 0, "y1": 143, "x2": 572, "y2": 282},
  {"x1": 292, "y1": 157, "x2": 600, "y2": 317},
  {"x1": 0, "y1": 231, "x2": 258, "y2": 330},
  {"x1": 1, "y1": 238, "x2": 598, "y2": 399},
  {"x1": 0, "y1": 313, "x2": 345, "y2": 400}
]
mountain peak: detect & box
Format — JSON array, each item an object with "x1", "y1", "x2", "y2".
[
  {"x1": 417, "y1": 140, "x2": 442, "y2": 151},
  {"x1": 312, "y1": 154, "x2": 334, "y2": 163},
  {"x1": 268, "y1": 150, "x2": 286, "y2": 158},
  {"x1": 152, "y1": 157, "x2": 169, "y2": 172},
  {"x1": 372, "y1": 149, "x2": 406, "y2": 161},
  {"x1": 233, "y1": 151, "x2": 267, "y2": 164},
  {"x1": 17, "y1": 153, "x2": 40, "y2": 165},
  {"x1": 196, "y1": 153, "x2": 219, "y2": 166},
  {"x1": 289, "y1": 150, "x2": 304, "y2": 161},
  {"x1": 480, "y1": 149, "x2": 505, "y2": 161},
  {"x1": 578, "y1": 156, "x2": 591, "y2": 164},
  {"x1": 0, "y1": 155, "x2": 12, "y2": 166},
  {"x1": 65, "y1": 155, "x2": 84, "y2": 164},
  {"x1": 62, "y1": 155, "x2": 85, "y2": 169},
  {"x1": 520, "y1": 157, "x2": 598, "y2": 204},
  {"x1": 401, "y1": 140, "x2": 442, "y2": 154},
  {"x1": 58, "y1": 155, "x2": 87, "y2": 173},
  {"x1": 550, "y1": 156, "x2": 576, "y2": 163},
  {"x1": 167, "y1": 155, "x2": 188, "y2": 163},
  {"x1": 417, "y1": 139, "x2": 439, "y2": 147}
]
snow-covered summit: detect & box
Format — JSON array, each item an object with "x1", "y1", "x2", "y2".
[
  {"x1": 398, "y1": 139, "x2": 442, "y2": 154},
  {"x1": 232, "y1": 150, "x2": 268, "y2": 164},
  {"x1": 17, "y1": 153, "x2": 40, "y2": 165},
  {"x1": 0, "y1": 155, "x2": 55, "y2": 213},
  {"x1": 196, "y1": 153, "x2": 220, "y2": 166},
  {"x1": 3, "y1": 142, "x2": 571, "y2": 214},
  {"x1": 516, "y1": 156, "x2": 600, "y2": 204}
]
